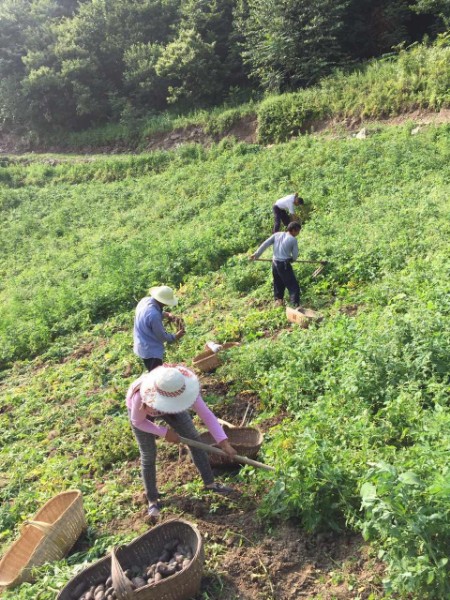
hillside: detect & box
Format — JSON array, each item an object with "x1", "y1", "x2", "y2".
[{"x1": 0, "y1": 115, "x2": 449, "y2": 599}]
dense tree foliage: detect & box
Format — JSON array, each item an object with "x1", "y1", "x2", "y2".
[
  {"x1": 235, "y1": 0, "x2": 348, "y2": 92},
  {"x1": 0, "y1": 0, "x2": 444, "y2": 132}
]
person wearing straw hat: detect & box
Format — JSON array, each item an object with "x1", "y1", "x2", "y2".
[
  {"x1": 133, "y1": 285, "x2": 185, "y2": 372},
  {"x1": 126, "y1": 364, "x2": 237, "y2": 519},
  {"x1": 250, "y1": 221, "x2": 302, "y2": 307}
]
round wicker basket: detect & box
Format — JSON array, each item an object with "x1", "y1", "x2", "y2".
[
  {"x1": 199, "y1": 426, "x2": 263, "y2": 467},
  {"x1": 0, "y1": 490, "x2": 86, "y2": 591},
  {"x1": 57, "y1": 519, "x2": 204, "y2": 600}
]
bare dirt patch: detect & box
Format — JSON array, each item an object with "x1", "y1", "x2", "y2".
[
  {"x1": 2, "y1": 108, "x2": 450, "y2": 155},
  {"x1": 115, "y1": 451, "x2": 385, "y2": 600}
]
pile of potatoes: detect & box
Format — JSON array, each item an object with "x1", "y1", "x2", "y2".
[{"x1": 75, "y1": 539, "x2": 193, "y2": 600}]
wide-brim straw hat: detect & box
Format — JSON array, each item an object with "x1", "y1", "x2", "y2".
[
  {"x1": 149, "y1": 285, "x2": 178, "y2": 306},
  {"x1": 140, "y1": 365, "x2": 200, "y2": 413}
]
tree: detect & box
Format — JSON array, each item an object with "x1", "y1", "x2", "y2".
[
  {"x1": 179, "y1": 0, "x2": 246, "y2": 87},
  {"x1": 123, "y1": 42, "x2": 168, "y2": 110},
  {"x1": 411, "y1": 0, "x2": 450, "y2": 29},
  {"x1": 0, "y1": 0, "x2": 64, "y2": 130},
  {"x1": 156, "y1": 28, "x2": 222, "y2": 105},
  {"x1": 236, "y1": 0, "x2": 349, "y2": 93},
  {"x1": 21, "y1": 0, "x2": 181, "y2": 129},
  {"x1": 340, "y1": 0, "x2": 411, "y2": 60}
]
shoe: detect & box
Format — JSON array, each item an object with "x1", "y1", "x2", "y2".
[
  {"x1": 147, "y1": 501, "x2": 161, "y2": 519},
  {"x1": 274, "y1": 299, "x2": 284, "y2": 307},
  {"x1": 205, "y1": 482, "x2": 233, "y2": 495}
]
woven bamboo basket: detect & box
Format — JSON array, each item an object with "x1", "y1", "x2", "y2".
[
  {"x1": 57, "y1": 519, "x2": 204, "y2": 600},
  {"x1": 286, "y1": 306, "x2": 322, "y2": 328},
  {"x1": 0, "y1": 490, "x2": 86, "y2": 591},
  {"x1": 199, "y1": 426, "x2": 263, "y2": 467},
  {"x1": 193, "y1": 342, "x2": 240, "y2": 373}
]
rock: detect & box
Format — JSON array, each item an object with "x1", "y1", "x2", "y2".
[{"x1": 411, "y1": 126, "x2": 421, "y2": 135}]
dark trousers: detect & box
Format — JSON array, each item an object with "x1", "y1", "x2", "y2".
[
  {"x1": 273, "y1": 205, "x2": 291, "y2": 233},
  {"x1": 272, "y1": 260, "x2": 300, "y2": 306},
  {"x1": 131, "y1": 412, "x2": 214, "y2": 502},
  {"x1": 143, "y1": 357, "x2": 163, "y2": 372}
]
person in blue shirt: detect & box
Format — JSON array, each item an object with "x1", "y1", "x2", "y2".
[
  {"x1": 133, "y1": 286, "x2": 185, "y2": 371},
  {"x1": 250, "y1": 221, "x2": 302, "y2": 307}
]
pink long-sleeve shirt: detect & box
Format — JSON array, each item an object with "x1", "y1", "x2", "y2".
[{"x1": 126, "y1": 376, "x2": 227, "y2": 443}]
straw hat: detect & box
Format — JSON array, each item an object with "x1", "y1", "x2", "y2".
[
  {"x1": 140, "y1": 365, "x2": 200, "y2": 413},
  {"x1": 149, "y1": 285, "x2": 178, "y2": 306}
]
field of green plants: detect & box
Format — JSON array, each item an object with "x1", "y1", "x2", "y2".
[{"x1": 0, "y1": 121, "x2": 449, "y2": 599}]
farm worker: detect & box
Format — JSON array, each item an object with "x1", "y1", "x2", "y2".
[
  {"x1": 133, "y1": 285, "x2": 185, "y2": 372},
  {"x1": 126, "y1": 364, "x2": 237, "y2": 519},
  {"x1": 250, "y1": 221, "x2": 302, "y2": 307},
  {"x1": 272, "y1": 192, "x2": 304, "y2": 233}
]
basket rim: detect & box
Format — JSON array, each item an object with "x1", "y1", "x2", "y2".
[
  {"x1": 199, "y1": 426, "x2": 263, "y2": 447},
  {"x1": 193, "y1": 353, "x2": 219, "y2": 364},
  {"x1": 0, "y1": 490, "x2": 83, "y2": 588},
  {"x1": 121, "y1": 518, "x2": 203, "y2": 591},
  {"x1": 286, "y1": 306, "x2": 321, "y2": 318},
  {"x1": 56, "y1": 519, "x2": 203, "y2": 599},
  {"x1": 32, "y1": 489, "x2": 82, "y2": 524},
  {"x1": 119, "y1": 518, "x2": 202, "y2": 555}
]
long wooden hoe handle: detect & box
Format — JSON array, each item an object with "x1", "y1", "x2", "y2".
[
  {"x1": 254, "y1": 258, "x2": 327, "y2": 265},
  {"x1": 179, "y1": 436, "x2": 275, "y2": 472}
]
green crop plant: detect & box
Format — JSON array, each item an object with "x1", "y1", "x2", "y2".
[{"x1": 1, "y1": 118, "x2": 449, "y2": 598}]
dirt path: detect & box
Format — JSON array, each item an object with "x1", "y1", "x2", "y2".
[{"x1": 2, "y1": 108, "x2": 450, "y2": 155}]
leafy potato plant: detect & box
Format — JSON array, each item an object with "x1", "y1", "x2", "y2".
[{"x1": 0, "y1": 122, "x2": 449, "y2": 598}]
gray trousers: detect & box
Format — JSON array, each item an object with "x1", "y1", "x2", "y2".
[{"x1": 132, "y1": 411, "x2": 214, "y2": 502}]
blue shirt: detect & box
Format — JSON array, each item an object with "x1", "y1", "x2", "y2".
[
  {"x1": 254, "y1": 232, "x2": 299, "y2": 262},
  {"x1": 133, "y1": 297, "x2": 176, "y2": 359}
]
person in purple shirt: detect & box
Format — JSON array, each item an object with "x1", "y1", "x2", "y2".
[
  {"x1": 127, "y1": 364, "x2": 237, "y2": 519},
  {"x1": 133, "y1": 285, "x2": 185, "y2": 372}
]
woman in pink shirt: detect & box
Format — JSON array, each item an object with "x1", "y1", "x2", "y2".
[{"x1": 126, "y1": 364, "x2": 237, "y2": 519}]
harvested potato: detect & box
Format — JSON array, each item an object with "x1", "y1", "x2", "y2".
[
  {"x1": 132, "y1": 576, "x2": 147, "y2": 589},
  {"x1": 158, "y1": 550, "x2": 170, "y2": 562},
  {"x1": 69, "y1": 536, "x2": 196, "y2": 599}
]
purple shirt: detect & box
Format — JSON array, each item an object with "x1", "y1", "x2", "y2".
[{"x1": 126, "y1": 376, "x2": 228, "y2": 443}]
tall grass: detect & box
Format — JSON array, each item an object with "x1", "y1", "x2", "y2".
[{"x1": 258, "y1": 35, "x2": 450, "y2": 142}]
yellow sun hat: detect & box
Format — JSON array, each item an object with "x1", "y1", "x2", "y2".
[{"x1": 149, "y1": 285, "x2": 178, "y2": 306}]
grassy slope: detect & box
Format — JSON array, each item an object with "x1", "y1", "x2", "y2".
[{"x1": 0, "y1": 124, "x2": 449, "y2": 598}]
